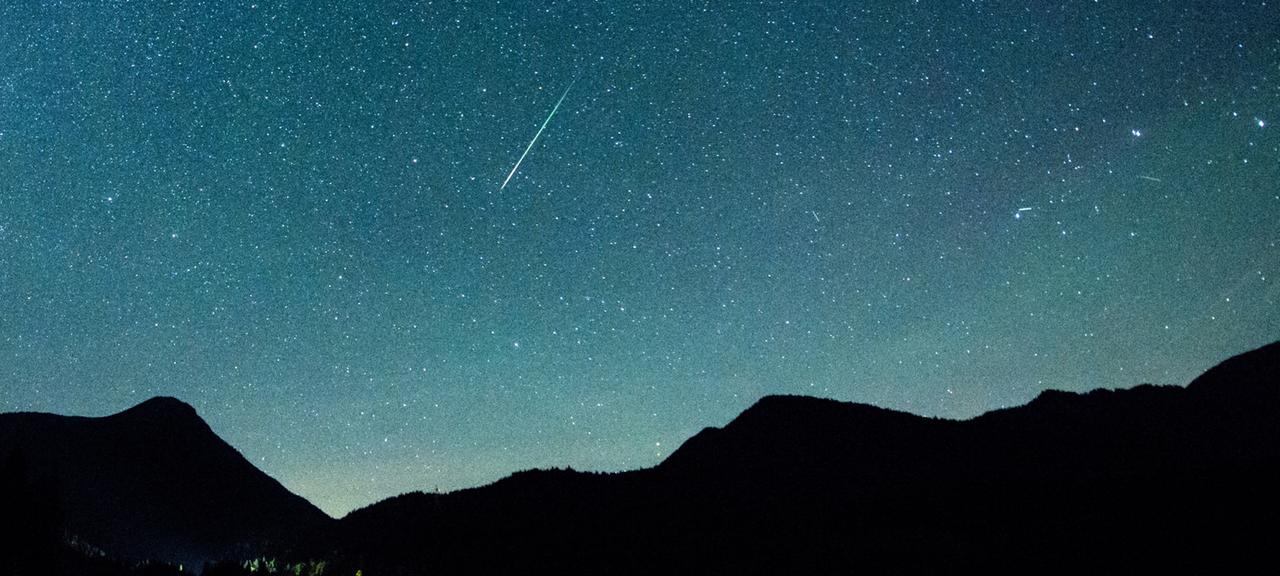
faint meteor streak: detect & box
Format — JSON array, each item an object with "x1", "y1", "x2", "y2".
[
  {"x1": 1017, "y1": 207, "x2": 1035, "y2": 212},
  {"x1": 1137, "y1": 175, "x2": 1163, "y2": 182},
  {"x1": 500, "y1": 76, "x2": 578, "y2": 190}
]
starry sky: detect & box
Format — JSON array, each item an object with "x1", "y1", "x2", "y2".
[{"x1": 1, "y1": 1, "x2": 1277, "y2": 516}]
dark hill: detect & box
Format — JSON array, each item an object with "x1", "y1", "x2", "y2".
[
  {"x1": 336, "y1": 341, "x2": 1280, "y2": 574},
  {"x1": 0, "y1": 396, "x2": 332, "y2": 570}
]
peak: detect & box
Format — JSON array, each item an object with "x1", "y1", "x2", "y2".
[
  {"x1": 1028, "y1": 388, "x2": 1078, "y2": 404},
  {"x1": 757, "y1": 393, "x2": 827, "y2": 404},
  {"x1": 116, "y1": 396, "x2": 200, "y2": 421},
  {"x1": 1187, "y1": 340, "x2": 1280, "y2": 397},
  {"x1": 750, "y1": 394, "x2": 846, "y2": 410},
  {"x1": 731, "y1": 395, "x2": 839, "y2": 423},
  {"x1": 133, "y1": 396, "x2": 195, "y2": 411},
  {"x1": 728, "y1": 394, "x2": 915, "y2": 432},
  {"x1": 743, "y1": 394, "x2": 902, "y2": 417}
]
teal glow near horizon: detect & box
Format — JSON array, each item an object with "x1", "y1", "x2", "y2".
[{"x1": 1, "y1": 2, "x2": 1276, "y2": 516}]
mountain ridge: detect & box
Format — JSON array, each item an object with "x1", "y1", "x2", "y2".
[
  {"x1": 0, "y1": 396, "x2": 333, "y2": 570},
  {"x1": 2, "y1": 340, "x2": 1276, "y2": 573},
  {"x1": 333, "y1": 340, "x2": 1280, "y2": 573},
  {"x1": 112, "y1": 395, "x2": 202, "y2": 421}
]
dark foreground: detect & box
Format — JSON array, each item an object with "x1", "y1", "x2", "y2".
[{"x1": 3, "y1": 341, "x2": 1278, "y2": 574}]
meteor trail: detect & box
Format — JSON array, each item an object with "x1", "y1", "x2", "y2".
[
  {"x1": 500, "y1": 76, "x2": 578, "y2": 190},
  {"x1": 1137, "y1": 175, "x2": 1163, "y2": 182}
]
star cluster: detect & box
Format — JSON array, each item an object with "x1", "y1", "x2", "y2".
[{"x1": 1, "y1": 2, "x2": 1276, "y2": 515}]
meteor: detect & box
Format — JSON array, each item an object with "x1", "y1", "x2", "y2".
[{"x1": 500, "y1": 75, "x2": 578, "y2": 190}]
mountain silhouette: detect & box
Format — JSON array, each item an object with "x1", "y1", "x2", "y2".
[
  {"x1": 335, "y1": 340, "x2": 1280, "y2": 574},
  {"x1": 0, "y1": 397, "x2": 332, "y2": 570},
  {"x1": 2, "y1": 342, "x2": 1276, "y2": 573}
]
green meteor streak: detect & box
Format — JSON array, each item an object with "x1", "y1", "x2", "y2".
[{"x1": 500, "y1": 76, "x2": 578, "y2": 190}]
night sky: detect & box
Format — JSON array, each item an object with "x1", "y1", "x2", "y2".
[{"x1": 1, "y1": 1, "x2": 1277, "y2": 516}]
